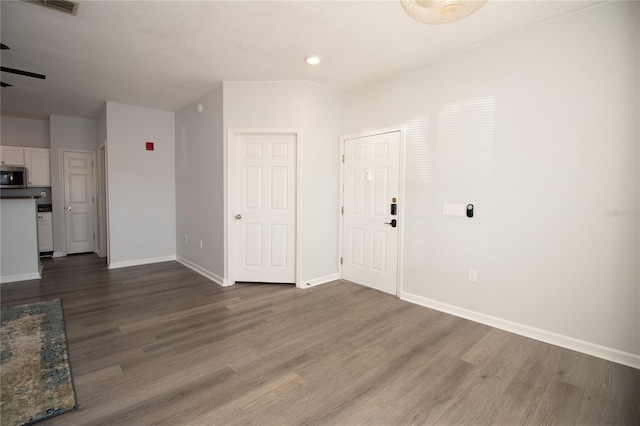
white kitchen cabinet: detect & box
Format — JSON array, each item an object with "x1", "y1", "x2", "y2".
[
  {"x1": 1, "y1": 146, "x2": 25, "y2": 166},
  {"x1": 25, "y1": 148, "x2": 51, "y2": 187},
  {"x1": 1, "y1": 146, "x2": 51, "y2": 186},
  {"x1": 37, "y1": 212, "x2": 53, "y2": 253}
]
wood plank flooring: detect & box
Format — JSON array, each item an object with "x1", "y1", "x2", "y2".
[{"x1": 1, "y1": 254, "x2": 638, "y2": 425}]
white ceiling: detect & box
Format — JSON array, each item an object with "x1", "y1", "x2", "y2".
[{"x1": 0, "y1": 0, "x2": 605, "y2": 120}]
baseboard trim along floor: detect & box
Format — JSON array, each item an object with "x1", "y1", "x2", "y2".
[
  {"x1": 176, "y1": 256, "x2": 227, "y2": 286},
  {"x1": 303, "y1": 273, "x2": 340, "y2": 288},
  {"x1": 108, "y1": 255, "x2": 177, "y2": 270},
  {"x1": 401, "y1": 291, "x2": 640, "y2": 369}
]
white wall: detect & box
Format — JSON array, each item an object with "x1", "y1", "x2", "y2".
[
  {"x1": 302, "y1": 83, "x2": 342, "y2": 280},
  {"x1": 1, "y1": 116, "x2": 49, "y2": 148},
  {"x1": 50, "y1": 115, "x2": 95, "y2": 151},
  {"x1": 96, "y1": 104, "x2": 106, "y2": 149},
  {"x1": 106, "y1": 102, "x2": 176, "y2": 267},
  {"x1": 175, "y1": 86, "x2": 225, "y2": 282},
  {"x1": 223, "y1": 81, "x2": 341, "y2": 284},
  {"x1": 50, "y1": 115, "x2": 97, "y2": 255},
  {"x1": 341, "y1": 1, "x2": 639, "y2": 365}
]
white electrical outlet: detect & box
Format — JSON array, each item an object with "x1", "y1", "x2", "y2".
[
  {"x1": 184, "y1": 235, "x2": 188, "y2": 244},
  {"x1": 443, "y1": 203, "x2": 465, "y2": 216},
  {"x1": 200, "y1": 240, "x2": 203, "y2": 249},
  {"x1": 468, "y1": 269, "x2": 478, "y2": 283}
]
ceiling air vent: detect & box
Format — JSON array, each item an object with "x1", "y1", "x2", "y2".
[{"x1": 33, "y1": 0, "x2": 78, "y2": 15}]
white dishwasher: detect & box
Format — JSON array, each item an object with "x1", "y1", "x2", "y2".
[{"x1": 37, "y1": 204, "x2": 53, "y2": 256}]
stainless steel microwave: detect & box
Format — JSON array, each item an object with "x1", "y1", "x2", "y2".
[{"x1": 0, "y1": 165, "x2": 27, "y2": 189}]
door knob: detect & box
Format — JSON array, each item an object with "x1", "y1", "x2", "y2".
[
  {"x1": 384, "y1": 219, "x2": 397, "y2": 228},
  {"x1": 235, "y1": 214, "x2": 242, "y2": 220},
  {"x1": 65, "y1": 206, "x2": 71, "y2": 211}
]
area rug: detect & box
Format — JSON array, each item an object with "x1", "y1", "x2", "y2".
[{"x1": 1, "y1": 299, "x2": 77, "y2": 426}]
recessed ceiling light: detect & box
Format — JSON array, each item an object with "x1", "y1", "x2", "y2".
[{"x1": 305, "y1": 55, "x2": 322, "y2": 65}]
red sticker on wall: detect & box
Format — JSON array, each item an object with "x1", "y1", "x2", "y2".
[{"x1": 146, "y1": 142, "x2": 154, "y2": 151}]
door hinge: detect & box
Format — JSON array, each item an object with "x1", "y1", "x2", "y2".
[
  {"x1": 340, "y1": 257, "x2": 343, "y2": 265},
  {"x1": 341, "y1": 206, "x2": 344, "y2": 215},
  {"x1": 93, "y1": 233, "x2": 95, "y2": 239},
  {"x1": 341, "y1": 154, "x2": 345, "y2": 163}
]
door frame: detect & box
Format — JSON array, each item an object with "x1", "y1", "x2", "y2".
[
  {"x1": 59, "y1": 149, "x2": 97, "y2": 256},
  {"x1": 339, "y1": 128, "x2": 406, "y2": 296},
  {"x1": 226, "y1": 128, "x2": 302, "y2": 288}
]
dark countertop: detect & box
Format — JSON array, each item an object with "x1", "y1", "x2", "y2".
[{"x1": 0, "y1": 196, "x2": 41, "y2": 200}]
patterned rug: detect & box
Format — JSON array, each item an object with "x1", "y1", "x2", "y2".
[{"x1": 1, "y1": 299, "x2": 77, "y2": 426}]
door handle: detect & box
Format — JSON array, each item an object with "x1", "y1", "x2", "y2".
[
  {"x1": 65, "y1": 206, "x2": 71, "y2": 211},
  {"x1": 235, "y1": 214, "x2": 242, "y2": 220},
  {"x1": 384, "y1": 219, "x2": 397, "y2": 228}
]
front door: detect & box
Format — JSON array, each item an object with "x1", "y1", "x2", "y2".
[
  {"x1": 234, "y1": 133, "x2": 296, "y2": 284},
  {"x1": 63, "y1": 151, "x2": 95, "y2": 254},
  {"x1": 342, "y1": 131, "x2": 400, "y2": 295}
]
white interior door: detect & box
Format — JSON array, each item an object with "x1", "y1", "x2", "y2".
[
  {"x1": 234, "y1": 133, "x2": 296, "y2": 283},
  {"x1": 63, "y1": 151, "x2": 95, "y2": 254},
  {"x1": 342, "y1": 131, "x2": 400, "y2": 295}
]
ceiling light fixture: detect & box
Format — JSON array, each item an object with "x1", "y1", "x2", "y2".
[
  {"x1": 305, "y1": 55, "x2": 322, "y2": 65},
  {"x1": 400, "y1": 0, "x2": 487, "y2": 25}
]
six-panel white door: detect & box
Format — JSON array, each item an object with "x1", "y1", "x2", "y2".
[
  {"x1": 342, "y1": 131, "x2": 400, "y2": 295},
  {"x1": 64, "y1": 151, "x2": 95, "y2": 254},
  {"x1": 234, "y1": 133, "x2": 296, "y2": 283}
]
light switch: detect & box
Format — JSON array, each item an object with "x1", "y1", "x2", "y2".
[{"x1": 365, "y1": 171, "x2": 373, "y2": 181}]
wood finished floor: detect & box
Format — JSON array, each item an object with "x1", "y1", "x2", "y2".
[{"x1": 1, "y1": 254, "x2": 638, "y2": 425}]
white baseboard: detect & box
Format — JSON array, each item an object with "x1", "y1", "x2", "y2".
[
  {"x1": 52, "y1": 251, "x2": 65, "y2": 258},
  {"x1": 1, "y1": 271, "x2": 42, "y2": 284},
  {"x1": 176, "y1": 256, "x2": 227, "y2": 287},
  {"x1": 401, "y1": 291, "x2": 640, "y2": 370},
  {"x1": 108, "y1": 255, "x2": 177, "y2": 270},
  {"x1": 300, "y1": 272, "x2": 340, "y2": 289}
]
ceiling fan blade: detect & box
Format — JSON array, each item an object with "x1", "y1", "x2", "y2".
[
  {"x1": 1, "y1": 66, "x2": 46, "y2": 80},
  {"x1": 0, "y1": 44, "x2": 9, "y2": 50},
  {"x1": 1, "y1": 82, "x2": 13, "y2": 87}
]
